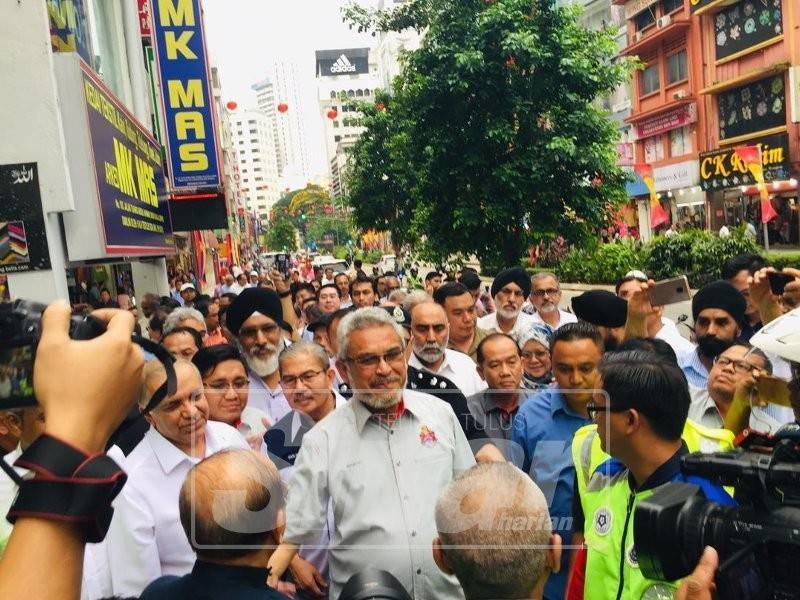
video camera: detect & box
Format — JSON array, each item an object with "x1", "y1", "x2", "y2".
[
  {"x1": 635, "y1": 424, "x2": 800, "y2": 599},
  {"x1": 0, "y1": 299, "x2": 176, "y2": 411}
]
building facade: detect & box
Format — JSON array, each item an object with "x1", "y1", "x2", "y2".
[{"x1": 228, "y1": 109, "x2": 281, "y2": 219}]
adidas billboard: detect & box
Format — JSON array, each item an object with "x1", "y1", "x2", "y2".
[
  {"x1": 316, "y1": 49, "x2": 369, "y2": 77},
  {"x1": 330, "y1": 54, "x2": 357, "y2": 74}
]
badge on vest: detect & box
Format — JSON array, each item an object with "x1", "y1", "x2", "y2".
[
  {"x1": 593, "y1": 507, "x2": 612, "y2": 536},
  {"x1": 420, "y1": 426, "x2": 437, "y2": 447},
  {"x1": 626, "y1": 543, "x2": 639, "y2": 569}
]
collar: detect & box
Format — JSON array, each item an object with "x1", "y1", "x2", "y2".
[
  {"x1": 147, "y1": 426, "x2": 203, "y2": 475},
  {"x1": 629, "y1": 442, "x2": 688, "y2": 492},
  {"x1": 549, "y1": 387, "x2": 586, "y2": 419},
  {"x1": 191, "y1": 560, "x2": 270, "y2": 586},
  {"x1": 480, "y1": 390, "x2": 522, "y2": 415},
  {"x1": 352, "y1": 395, "x2": 412, "y2": 433},
  {"x1": 248, "y1": 370, "x2": 283, "y2": 396}
]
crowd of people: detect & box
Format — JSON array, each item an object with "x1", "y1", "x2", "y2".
[{"x1": 2, "y1": 251, "x2": 800, "y2": 600}]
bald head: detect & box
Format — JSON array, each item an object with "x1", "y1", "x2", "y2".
[
  {"x1": 179, "y1": 449, "x2": 285, "y2": 562},
  {"x1": 411, "y1": 302, "x2": 449, "y2": 366},
  {"x1": 138, "y1": 359, "x2": 200, "y2": 410},
  {"x1": 434, "y1": 462, "x2": 558, "y2": 600}
]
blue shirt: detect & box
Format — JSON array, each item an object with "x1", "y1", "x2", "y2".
[
  {"x1": 678, "y1": 347, "x2": 709, "y2": 389},
  {"x1": 140, "y1": 560, "x2": 287, "y2": 600},
  {"x1": 512, "y1": 387, "x2": 591, "y2": 600}
]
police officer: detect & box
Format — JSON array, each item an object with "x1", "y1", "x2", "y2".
[{"x1": 569, "y1": 351, "x2": 733, "y2": 600}]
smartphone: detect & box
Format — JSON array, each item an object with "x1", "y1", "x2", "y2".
[
  {"x1": 648, "y1": 276, "x2": 691, "y2": 306},
  {"x1": 755, "y1": 375, "x2": 792, "y2": 408},
  {"x1": 767, "y1": 271, "x2": 795, "y2": 295}
]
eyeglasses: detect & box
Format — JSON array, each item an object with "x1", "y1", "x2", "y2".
[
  {"x1": 521, "y1": 350, "x2": 550, "y2": 360},
  {"x1": 713, "y1": 355, "x2": 760, "y2": 374},
  {"x1": 346, "y1": 348, "x2": 405, "y2": 368},
  {"x1": 586, "y1": 401, "x2": 629, "y2": 420},
  {"x1": 531, "y1": 288, "x2": 560, "y2": 297},
  {"x1": 239, "y1": 323, "x2": 279, "y2": 339},
  {"x1": 206, "y1": 378, "x2": 249, "y2": 393},
  {"x1": 281, "y1": 369, "x2": 325, "y2": 388}
]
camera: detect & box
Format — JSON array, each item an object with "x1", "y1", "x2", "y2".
[
  {"x1": 635, "y1": 425, "x2": 800, "y2": 600},
  {"x1": 0, "y1": 299, "x2": 175, "y2": 411}
]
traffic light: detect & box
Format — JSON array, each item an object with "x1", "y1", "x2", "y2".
[{"x1": 300, "y1": 213, "x2": 306, "y2": 221}]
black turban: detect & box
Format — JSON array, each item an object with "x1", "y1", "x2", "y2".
[
  {"x1": 491, "y1": 267, "x2": 532, "y2": 298},
  {"x1": 692, "y1": 280, "x2": 746, "y2": 325},
  {"x1": 226, "y1": 288, "x2": 288, "y2": 336},
  {"x1": 572, "y1": 290, "x2": 628, "y2": 328}
]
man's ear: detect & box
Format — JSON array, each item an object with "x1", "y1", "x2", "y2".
[
  {"x1": 476, "y1": 364, "x2": 485, "y2": 381},
  {"x1": 432, "y1": 537, "x2": 454, "y2": 575},
  {"x1": 335, "y1": 360, "x2": 350, "y2": 385},
  {"x1": 548, "y1": 533, "x2": 563, "y2": 574}
]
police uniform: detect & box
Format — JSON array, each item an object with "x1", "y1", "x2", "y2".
[{"x1": 571, "y1": 423, "x2": 734, "y2": 600}]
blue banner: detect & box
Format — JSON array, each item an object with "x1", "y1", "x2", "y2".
[
  {"x1": 151, "y1": 0, "x2": 221, "y2": 191},
  {"x1": 82, "y1": 64, "x2": 174, "y2": 255}
]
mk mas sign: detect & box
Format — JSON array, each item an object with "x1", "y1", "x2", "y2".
[{"x1": 150, "y1": 0, "x2": 220, "y2": 190}]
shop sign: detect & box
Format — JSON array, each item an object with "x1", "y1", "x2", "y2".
[
  {"x1": 315, "y1": 49, "x2": 370, "y2": 77},
  {"x1": 690, "y1": 0, "x2": 720, "y2": 13},
  {"x1": 151, "y1": 0, "x2": 221, "y2": 190},
  {"x1": 635, "y1": 103, "x2": 697, "y2": 140},
  {"x1": 47, "y1": 0, "x2": 92, "y2": 63},
  {"x1": 718, "y1": 75, "x2": 786, "y2": 141},
  {"x1": 699, "y1": 133, "x2": 790, "y2": 191},
  {"x1": 617, "y1": 142, "x2": 635, "y2": 166},
  {"x1": 82, "y1": 63, "x2": 174, "y2": 254},
  {"x1": 653, "y1": 160, "x2": 700, "y2": 193},
  {"x1": 624, "y1": 0, "x2": 658, "y2": 20},
  {"x1": 0, "y1": 163, "x2": 52, "y2": 273},
  {"x1": 714, "y1": 0, "x2": 782, "y2": 62},
  {"x1": 139, "y1": 0, "x2": 152, "y2": 38}
]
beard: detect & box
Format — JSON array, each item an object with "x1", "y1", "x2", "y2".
[
  {"x1": 414, "y1": 341, "x2": 447, "y2": 365},
  {"x1": 538, "y1": 300, "x2": 558, "y2": 314},
  {"x1": 697, "y1": 335, "x2": 734, "y2": 360},
  {"x1": 604, "y1": 334, "x2": 620, "y2": 352},
  {"x1": 351, "y1": 371, "x2": 405, "y2": 411},
  {"x1": 243, "y1": 343, "x2": 280, "y2": 377},
  {"x1": 497, "y1": 304, "x2": 521, "y2": 320}
]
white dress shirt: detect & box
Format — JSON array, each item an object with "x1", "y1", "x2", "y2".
[
  {"x1": 654, "y1": 317, "x2": 695, "y2": 356},
  {"x1": 477, "y1": 310, "x2": 535, "y2": 342},
  {"x1": 106, "y1": 421, "x2": 248, "y2": 596},
  {"x1": 247, "y1": 370, "x2": 292, "y2": 425},
  {"x1": 284, "y1": 390, "x2": 476, "y2": 599},
  {"x1": 409, "y1": 348, "x2": 487, "y2": 397},
  {"x1": 529, "y1": 309, "x2": 578, "y2": 330}
]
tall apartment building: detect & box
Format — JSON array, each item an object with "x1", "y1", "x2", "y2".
[
  {"x1": 228, "y1": 109, "x2": 281, "y2": 218},
  {"x1": 315, "y1": 48, "x2": 384, "y2": 198}
]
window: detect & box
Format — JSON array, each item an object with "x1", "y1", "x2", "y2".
[
  {"x1": 255, "y1": 177, "x2": 263, "y2": 182},
  {"x1": 248, "y1": 120, "x2": 256, "y2": 125},
  {"x1": 86, "y1": 0, "x2": 132, "y2": 105},
  {"x1": 330, "y1": 91, "x2": 336, "y2": 99},
  {"x1": 333, "y1": 121, "x2": 339, "y2": 128},
  {"x1": 640, "y1": 63, "x2": 660, "y2": 95},
  {"x1": 635, "y1": 8, "x2": 656, "y2": 31},
  {"x1": 238, "y1": 141, "x2": 244, "y2": 145},
  {"x1": 252, "y1": 148, "x2": 260, "y2": 154},
  {"x1": 253, "y1": 158, "x2": 261, "y2": 163},
  {"x1": 254, "y1": 167, "x2": 262, "y2": 172},
  {"x1": 670, "y1": 126, "x2": 692, "y2": 156},
  {"x1": 644, "y1": 136, "x2": 665, "y2": 162},
  {"x1": 249, "y1": 129, "x2": 257, "y2": 134},
  {"x1": 667, "y1": 50, "x2": 687, "y2": 85},
  {"x1": 334, "y1": 135, "x2": 342, "y2": 142},
  {"x1": 242, "y1": 168, "x2": 248, "y2": 173},
  {"x1": 251, "y1": 139, "x2": 257, "y2": 143},
  {"x1": 661, "y1": 0, "x2": 682, "y2": 14}
]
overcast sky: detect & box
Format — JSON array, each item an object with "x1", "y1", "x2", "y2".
[{"x1": 202, "y1": 0, "x2": 379, "y2": 176}]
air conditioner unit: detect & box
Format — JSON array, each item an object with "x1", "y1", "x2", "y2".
[
  {"x1": 673, "y1": 90, "x2": 688, "y2": 100},
  {"x1": 634, "y1": 31, "x2": 645, "y2": 42},
  {"x1": 657, "y1": 15, "x2": 672, "y2": 28}
]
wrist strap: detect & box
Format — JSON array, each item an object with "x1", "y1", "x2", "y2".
[
  {"x1": 279, "y1": 290, "x2": 291, "y2": 298},
  {"x1": 7, "y1": 434, "x2": 127, "y2": 543}
]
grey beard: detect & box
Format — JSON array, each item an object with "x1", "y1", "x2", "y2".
[
  {"x1": 354, "y1": 390, "x2": 403, "y2": 410},
  {"x1": 497, "y1": 306, "x2": 521, "y2": 320},
  {"x1": 245, "y1": 350, "x2": 279, "y2": 377},
  {"x1": 538, "y1": 301, "x2": 558, "y2": 314},
  {"x1": 414, "y1": 341, "x2": 447, "y2": 365}
]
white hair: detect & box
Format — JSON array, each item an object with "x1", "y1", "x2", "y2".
[
  {"x1": 336, "y1": 307, "x2": 405, "y2": 362},
  {"x1": 278, "y1": 340, "x2": 329, "y2": 372},
  {"x1": 402, "y1": 290, "x2": 431, "y2": 314},
  {"x1": 164, "y1": 307, "x2": 207, "y2": 334}
]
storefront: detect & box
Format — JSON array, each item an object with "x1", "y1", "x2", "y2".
[{"x1": 700, "y1": 132, "x2": 798, "y2": 247}]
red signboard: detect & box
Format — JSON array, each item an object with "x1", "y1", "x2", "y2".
[
  {"x1": 635, "y1": 103, "x2": 697, "y2": 140},
  {"x1": 138, "y1": 0, "x2": 151, "y2": 37},
  {"x1": 616, "y1": 142, "x2": 634, "y2": 166}
]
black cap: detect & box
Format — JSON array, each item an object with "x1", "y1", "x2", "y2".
[{"x1": 226, "y1": 288, "x2": 289, "y2": 336}]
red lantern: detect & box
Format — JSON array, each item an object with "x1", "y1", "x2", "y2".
[
  {"x1": 327, "y1": 109, "x2": 338, "y2": 120},
  {"x1": 277, "y1": 103, "x2": 289, "y2": 113},
  {"x1": 226, "y1": 101, "x2": 237, "y2": 110},
  {"x1": 376, "y1": 102, "x2": 385, "y2": 111}
]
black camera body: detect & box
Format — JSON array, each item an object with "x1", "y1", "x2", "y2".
[{"x1": 635, "y1": 428, "x2": 800, "y2": 599}]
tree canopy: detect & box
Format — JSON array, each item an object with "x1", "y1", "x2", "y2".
[{"x1": 343, "y1": 0, "x2": 634, "y2": 267}]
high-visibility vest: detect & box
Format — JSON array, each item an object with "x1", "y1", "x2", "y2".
[{"x1": 571, "y1": 421, "x2": 733, "y2": 600}]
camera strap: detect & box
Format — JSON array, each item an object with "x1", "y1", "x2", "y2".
[{"x1": 6, "y1": 434, "x2": 127, "y2": 543}]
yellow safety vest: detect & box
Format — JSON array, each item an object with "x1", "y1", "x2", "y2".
[{"x1": 571, "y1": 420, "x2": 733, "y2": 600}]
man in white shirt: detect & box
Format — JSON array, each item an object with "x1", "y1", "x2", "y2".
[
  {"x1": 226, "y1": 288, "x2": 293, "y2": 424},
  {"x1": 268, "y1": 307, "x2": 476, "y2": 599},
  {"x1": 106, "y1": 360, "x2": 248, "y2": 596},
  {"x1": 409, "y1": 302, "x2": 487, "y2": 397},
  {"x1": 525, "y1": 272, "x2": 578, "y2": 330},
  {"x1": 334, "y1": 273, "x2": 353, "y2": 308},
  {"x1": 477, "y1": 267, "x2": 535, "y2": 342}
]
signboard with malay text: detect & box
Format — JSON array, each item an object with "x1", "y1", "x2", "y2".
[{"x1": 635, "y1": 103, "x2": 697, "y2": 140}]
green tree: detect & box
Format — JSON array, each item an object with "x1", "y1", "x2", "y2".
[
  {"x1": 265, "y1": 219, "x2": 297, "y2": 252},
  {"x1": 344, "y1": 0, "x2": 634, "y2": 267}
]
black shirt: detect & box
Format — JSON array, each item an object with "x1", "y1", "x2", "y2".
[{"x1": 140, "y1": 560, "x2": 288, "y2": 600}]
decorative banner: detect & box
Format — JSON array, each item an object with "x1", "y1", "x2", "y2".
[
  {"x1": 699, "y1": 133, "x2": 790, "y2": 190},
  {"x1": 0, "y1": 163, "x2": 51, "y2": 273},
  {"x1": 138, "y1": 0, "x2": 152, "y2": 37},
  {"x1": 82, "y1": 63, "x2": 174, "y2": 254},
  {"x1": 150, "y1": 0, "x2": 221, "y2": 190},
  {"x1": 734, "y1": 145, "x2": 778, "y2": 223},
  {"x1": 47, "y1": 0, "x2": 92, "y2": 64},
  {"x1": 714, "y1": 0, "x2": 782, "y2": 62},
  {"x1": 718, "y1": 75, "x2": 786, "y2": 141},
  {"x1": 635, "y1": 163, "x2": 669, "y2": 228},
  {"x1": 635, "y1": 103, "x2": 697, "y2": 140},
  {"x1": 617, "y1": 142, "x2": 634, "y2": 166}
]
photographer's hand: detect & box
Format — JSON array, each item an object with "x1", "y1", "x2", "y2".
[
  {"x1": 750, "y1": 268, "x2": 783, "y2": 326},
  {"x1": 624, "y1": 280, "x2": 656, "y2": 340},
  {"x1": 724, "y1": 370, "x2": 761, "y2": 435},
  {"x1": 677, "y1": 546, "x2": 718, "y2": 600},
  {"x1": 36, "y1": 302, "x2": 144, "y2": 454}
]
